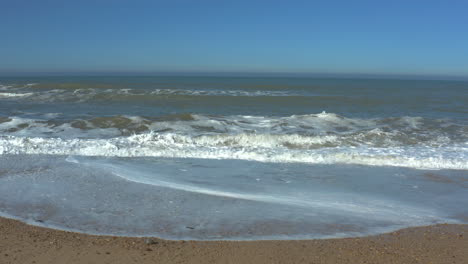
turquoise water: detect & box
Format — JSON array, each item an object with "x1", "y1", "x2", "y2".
[{"x1": 0, "y1": 76, "x2": 467, "y2": 240}]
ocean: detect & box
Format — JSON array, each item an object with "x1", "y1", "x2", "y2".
[{"x1": 0, "y1": 76, "x2": 467, "y2": 240}]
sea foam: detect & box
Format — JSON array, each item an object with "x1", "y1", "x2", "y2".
[
  {"x1": 0, "y1": 155, "x2": 465, "y2": 240},
  {"x1": 0, "y1": 112, "x2": 467, "y2": 170},
  {"x1": 0, "y1": 133, "x2": 467, "y2": 170}
]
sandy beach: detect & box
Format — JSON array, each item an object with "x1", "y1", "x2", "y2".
[
  {"x1": 2, "y1": 0, "x2": 468, "y2": 263},
  {"x1": 0, "y1": 217, "x2": 466, "y2": 264}
]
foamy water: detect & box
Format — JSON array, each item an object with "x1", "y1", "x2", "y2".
[{"x1": 0, "y1": 77, "x2": 467, "y2": 240}]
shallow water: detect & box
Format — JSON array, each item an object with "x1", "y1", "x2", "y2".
[{"x1": 0, "y1": 76, "x2": 467, "y2": 239}]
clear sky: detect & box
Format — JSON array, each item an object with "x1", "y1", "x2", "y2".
[{"x1": 1, "y1": 0, "x2": 467, "y2": 78}]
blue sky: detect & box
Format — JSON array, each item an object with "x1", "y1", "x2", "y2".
[{"x1": 1, "y1": 0, "x2": 467, "y2": 77}]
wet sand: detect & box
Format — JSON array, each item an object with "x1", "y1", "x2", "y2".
[{"x1": 0, "y1": 217, "x2": 466, "y2": 264}]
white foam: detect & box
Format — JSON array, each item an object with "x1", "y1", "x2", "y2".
[
  {"x1": 0, "y1": 113, "x2": 465, "y2": 148},
  {"x1": 1, "y1": 155, "x2": 464, "y2": 240},
  {"x1": 0, "y1": 86, "x2": 300, "y2": 103},
  {"x1": 0, "y1": 92, "x2": 34, "y2": 98},
  {"x1": 88, "y1": 159, "x2": 439, "y2": 221},
  {"x1": 149, "y1": 88, "x2": 295, "y2": 96},
  {"x1": 1, "y1": 133, "x2": 467, "y2": 170},
  {"x1": 1, "y1": 112, "x2": 466, "y2": 170},
  {"x1": 0, "y1": 116, "x2": 122, "y2": 138}
]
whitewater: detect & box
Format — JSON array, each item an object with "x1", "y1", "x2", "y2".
[{"x1": 0, "y1": 77, "x2": 467, "y2": 240}]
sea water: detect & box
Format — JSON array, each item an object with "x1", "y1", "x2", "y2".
[{"x1": 0, "y1": 76, "x2": 467, "y2": 240}]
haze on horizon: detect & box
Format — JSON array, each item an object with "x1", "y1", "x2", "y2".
[{"x1": 1, "y1": 0, "x2": 467, "y2": 79}]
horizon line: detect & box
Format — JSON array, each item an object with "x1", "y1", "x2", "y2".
[{"x1": 0, "y1": 71, "x2": 467, "y2": 81}]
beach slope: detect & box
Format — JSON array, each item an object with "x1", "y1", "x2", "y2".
[{"x1": 0, "y1": 217, "x2": 466, "y2": 264}]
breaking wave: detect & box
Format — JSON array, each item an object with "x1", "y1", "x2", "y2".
[
  {"x1": 0, "y1": 112, "x2": 467, "y2": 170},
  {"x1": 1, "y1": 132, "x2": 467, "y2": 170},
  {"x1": 0, "y1": 83, "x2": 303, "y2": 102}
]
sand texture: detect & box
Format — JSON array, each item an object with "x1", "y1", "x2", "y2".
[{"x1": 0, "y1": 217, "x2": 467, "y2": 264}]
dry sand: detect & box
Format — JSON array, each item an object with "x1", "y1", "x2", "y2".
[{"x1": 0, "y1": 217, "x2": 466, "y2": 264}]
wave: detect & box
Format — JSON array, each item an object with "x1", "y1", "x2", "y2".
[
  {"x1": 0, "y1": 92, "x2": 34, "y2": 98},
  {"x1": 1, "y1": 82, "x2": 388, "y2": 107},
  {"x1": 2, "y1": 154, "x2": 463, "y2": 240},
  {"x1": 70, "y1": 157, "x2": 439, "y2": 219},
  {"x1": 0, "y1": 90, "x2": 376, "y2": 108},
  {"x1": 0, "y1": 84, "x2": 305, "y2": 102},
  {"x1": 1, "y1": 112, "x2": 467, "y2": 169},
  {"x1": 1, "y1": 133, "x2": 467, "y2": 170},
  {"x1": 0, "y1": 113, "x2": 466, "y2": 145}
]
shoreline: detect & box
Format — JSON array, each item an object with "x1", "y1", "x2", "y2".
[{"x1": 0, "y1": 217, "x2": 466, "y2": 264}]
